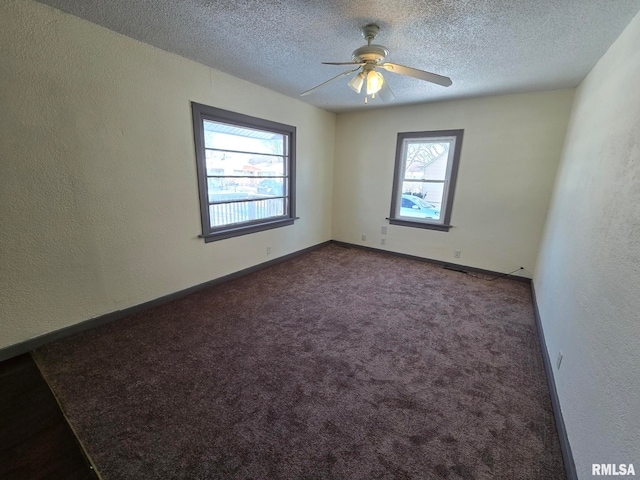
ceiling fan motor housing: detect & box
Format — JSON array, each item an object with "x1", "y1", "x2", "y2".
[
  {"x1": 353, "y1": 24, "x2": 388, "y2": 64},
  {"x1": 352, "y1": 45, "x2": 389, "y2": 64}
]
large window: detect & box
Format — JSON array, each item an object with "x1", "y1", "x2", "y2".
[
  {"x1": 389, "y1": 130, "x2": 463, "y2": 232},
  {"x1": 191, "y1": 103, "x2": 296, "y2": 242}
]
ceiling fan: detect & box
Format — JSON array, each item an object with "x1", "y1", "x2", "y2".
[{"x1": 301, "y1": 24, "x2": 452, "y2": 103}]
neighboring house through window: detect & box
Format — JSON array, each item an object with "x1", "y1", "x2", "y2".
[
  {"x1": 191, "y1": 103, "x2": 296, "y2": 242},
  {"x1": 389, "y1": 129, "x2": 463, "y2": 232}
]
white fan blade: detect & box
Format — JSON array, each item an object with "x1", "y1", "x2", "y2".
[
  {"x1": 380, "y1": 63, "x2": 452, "y2": 87},
  {"x1": 378, "y1": 80, "x2": 396, "y2": 103},
  {"x1": 300, "y1": 68, "x2": 360, "y2": 96},
  {"x1": 322, "y1": 61, "x2": 365, "y2": 66}
]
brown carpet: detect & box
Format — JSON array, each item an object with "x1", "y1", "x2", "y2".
[{"x1": 34, "y1": 244, "x2": 565, "y2": 479}]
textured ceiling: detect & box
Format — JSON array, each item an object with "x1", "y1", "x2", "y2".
[{"x1": 35, "y1": 0, "x2": 640, "y2": 112}]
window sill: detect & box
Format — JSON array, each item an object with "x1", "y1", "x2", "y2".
[
  {"x1": 200, "y1": 217, "x2": 297, "y2": 242},
  {"x1": 387, "y1": 218, "x2": 452, "y2": 232}
]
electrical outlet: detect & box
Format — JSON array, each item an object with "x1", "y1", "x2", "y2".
[
  {"x1": 381, "y1": 238, "x2": 386, "y2": 245},
  {"x1": 454, "y1": 250, "x2": 461, "y2": 258},
  {"x1": 266, "y1": 246, "x2": 271, "y2": 255},
  {"x1": 381, "y1": 226, "x2": 387, "y2": 235},
  {"x1": 557, "y1": 351, "x2": 563, "y2": 370},
  {"x1": 361, "y1": 234, "x2": 366, "y2": 241}
]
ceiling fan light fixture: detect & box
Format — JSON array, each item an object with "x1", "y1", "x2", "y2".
[
  {"x1": 301, "y1": 24, "x2": 452, "y2": 100},
  {"x1": 348, "y1": 72, "x2": 365, "y2": 93},
  {"x1": 366, "y1": 70, "x2": 384, "y2": 95}
]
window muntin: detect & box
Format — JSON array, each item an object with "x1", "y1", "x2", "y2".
[
  {"x1": 389, "y1": 130, "x2": 463, "y2": 232},
  {"x1": 192, "y1": 103, "x2": 296, "y2": 242}
]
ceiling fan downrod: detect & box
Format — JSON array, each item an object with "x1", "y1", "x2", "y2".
[{"x1": 361, "y1": 23, "x2": 380, "y2": 46}]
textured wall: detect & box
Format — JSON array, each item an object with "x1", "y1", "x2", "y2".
[
  {"x1": 534, "y1": 10, "x2": 640, "y2": 478},
  {"x1": 332, "y1": 90, "x2": 574, "y2": 277},
  {"x1": 0, "y1": 0, "x2": 335, "y2": 349}
]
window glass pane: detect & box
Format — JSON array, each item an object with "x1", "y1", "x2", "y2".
[
  {"x1": 398, "y1": 192, "x2": 441, "y2": 220},
  {"x1": 205, "y1": 150, "x2": 286, "y2": 177},
  {"x1": 207, "y1": 179, "x2": 254, "y2": 202},
  {"x1": 203, "y1": 120, "x2": 285, "y2": 156},
  {"x1": 207, "y1": 178, "x2": 286, "y2": 203},
  {"x1": 209, "y1": 199, "x2": 285, "y2": 228},
  {"x1": 398, "y1": 196, "x2": 441, "y2": 221},
  {"x1": 401, "y1": 181, "x2": 444, "y2": 204},
  {"x1": 256, "y1": 178, "x2": 286, "y2": 198},
  {"x1": 404, "y1": 141, "x2": 450, "y2": 181}
]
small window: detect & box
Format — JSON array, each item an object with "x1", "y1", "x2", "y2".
[
  {"x1": 389, "y1": 130, "x2": 463, "y2": 232},
  {"x1": 191, "y1": 103, "x2": 296, "y2": 242}
]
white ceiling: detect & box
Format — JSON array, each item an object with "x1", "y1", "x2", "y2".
[{"x1": 35, "y1": 0, "x2": 640, "y2": 112}]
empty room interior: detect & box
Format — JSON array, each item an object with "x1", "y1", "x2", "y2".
[{"x1": 1, "y1": 0, "x2": 639, "y2": 479}]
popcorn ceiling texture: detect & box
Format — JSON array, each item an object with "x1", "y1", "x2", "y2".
[{"x1": 33, "y1": 0, "x2": 640, "y2": 112}]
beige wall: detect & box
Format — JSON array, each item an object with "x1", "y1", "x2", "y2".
[
  {"x1": 332, "y1": 90, "x2": 574, "y2": 277},
  {"x1": 0, "y1": 0, "x2": 336, "y2": 349},
  {"x1": 534, "y1": 10, "x2": 640, "y2": 477}
]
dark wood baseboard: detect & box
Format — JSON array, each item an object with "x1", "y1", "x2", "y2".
[
  {"x1": 331, "y1": 240, "x2": 531, "y2": 283},
  {"x1": 530, "y1": 282, "x2": 577, "y2": 480},
  {"x1": 0, "y1": 240, "x2": 331, "y2": 362}
]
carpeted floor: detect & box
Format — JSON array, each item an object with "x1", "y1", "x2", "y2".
[{"x1": 34, "y1": 244, "x2": 565, "y2": 479}]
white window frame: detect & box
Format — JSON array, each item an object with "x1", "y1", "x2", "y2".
[{"x1": 389, "y1": 129, "x2": 464, "y2": 232}]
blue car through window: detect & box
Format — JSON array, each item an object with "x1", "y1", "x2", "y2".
[{"x1": 399, "y1": 195, "x2": 440, "y2": 220}]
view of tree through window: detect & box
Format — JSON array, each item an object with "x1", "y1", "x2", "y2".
[
  {"x1": 192, "y1": 103, "x2": 296, "y2": 242},
  {"x1": 403, "y1": 141, "x2": 449, "y2": 210}
]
